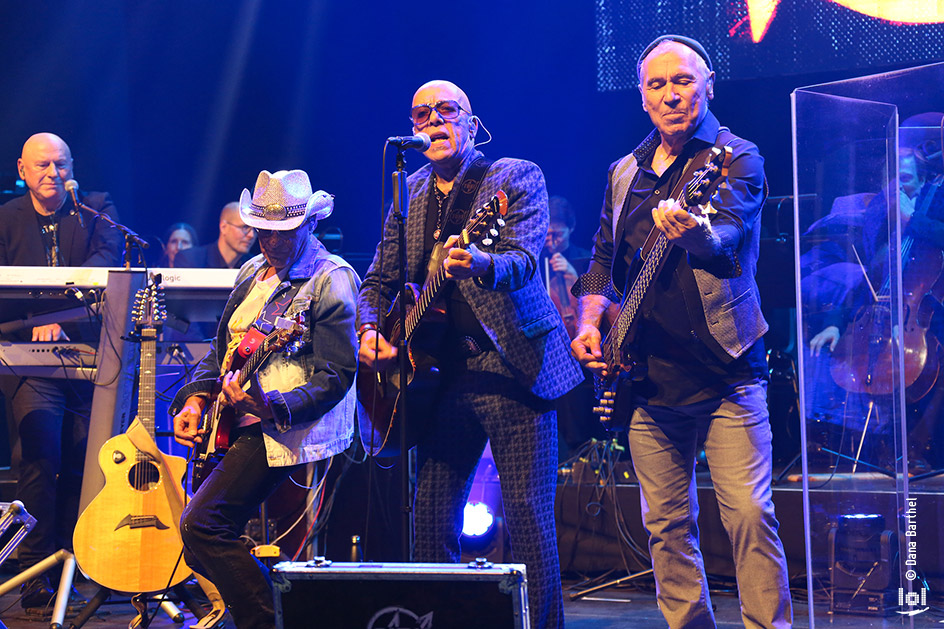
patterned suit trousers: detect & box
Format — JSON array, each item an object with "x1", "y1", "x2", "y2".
[{"x1": 413, "y1": 350, "x2": 563, "y2": 629}]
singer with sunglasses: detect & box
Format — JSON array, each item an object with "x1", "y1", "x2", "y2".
[
  {"x1": 357, "y1": 80, "x2": 583, "y2": 629},
  {"x1": 0, "y1": 132, "x2": 121, "y2": 613}
]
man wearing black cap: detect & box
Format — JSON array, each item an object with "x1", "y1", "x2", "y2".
[{"x1": 571, "y1": 36, "x2": 792, "y2": 628}]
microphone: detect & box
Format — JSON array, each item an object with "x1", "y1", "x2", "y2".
[
  {"x1": 386, "y1": 133, "x2": 431, "y2": 151},
  {"x1": 64, "y1": 179, "x2": 85, "y2": 227}
]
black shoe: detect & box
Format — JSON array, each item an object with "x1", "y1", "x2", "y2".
[
  {"x1": 20, "y1": 578, "x2": 87, "y2": 617},
  {"x1": 20, "y1": 577, "x2": 55, "y2": 611}
]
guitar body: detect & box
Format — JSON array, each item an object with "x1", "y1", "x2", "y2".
[
  {"x1": 357, "y1": 284, "x2": 445, "y2": 456},
  {"x1": 73, "y1": 433, "x2": 191, "y2": 593},
  {"x1": 189, "y1": 316, "x2": 308, "y2": 490},
  {"x1": 191, "y1": 393, "x2": 236, "y2": 492}
]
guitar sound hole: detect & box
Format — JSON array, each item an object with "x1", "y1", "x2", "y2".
[{"x1": 128, "y1": 461, "x2": 161, "y2": 491}]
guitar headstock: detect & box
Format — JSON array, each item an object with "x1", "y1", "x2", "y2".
[
  {"x1": 683, "y1": 146, "x2": 732, "y2": 216},
  {"x1": 270, "y1": 312, "x2": 308, "y2": 355},
  {"x1": 460, "y1": 190, "x2": 508, "y2": 248},
  {"x1": 131, "y1": 275, "x2": 167, "y2": 333}
]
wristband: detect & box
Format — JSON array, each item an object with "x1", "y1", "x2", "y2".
[{"x1": 357, "y1": 323, "x2": 378, "y2": 342}]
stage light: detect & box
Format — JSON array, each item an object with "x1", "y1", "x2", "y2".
[
  {"x1": 829, "y1": 513, "x2": 898, "y2": 615},
  {"x1": 462, "y1": 502, "x2": 495, "y2": 538}
]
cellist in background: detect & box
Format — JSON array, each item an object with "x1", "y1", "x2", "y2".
[
  {"x1": 541, "y1": 196, "x2": 605, "y2": 460},
  {"x1": 808, "y1": 118, "x2": 944, "y2": 472},
  {"x1": 541, "y1": 196, "x2": 589, "y2": 339}
]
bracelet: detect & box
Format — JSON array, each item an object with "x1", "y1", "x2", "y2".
[{"x1": 357, "y1": 323, "x2": 378, "y2": 342}]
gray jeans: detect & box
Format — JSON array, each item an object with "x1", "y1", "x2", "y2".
[{"x1": 629, "y1": 379, "x2": 792, "y2": 629}]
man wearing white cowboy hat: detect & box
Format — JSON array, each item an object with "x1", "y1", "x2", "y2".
[{"x1": 171, "y1": 169, "x2": 359, "y2": 628}]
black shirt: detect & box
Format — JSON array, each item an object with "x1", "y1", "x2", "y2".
[
  {"x1": 614, "y1": 116, "x2": 767, "y2": 406},
  {"x1": 421, "y1": 179, "x2": 490, "y2": 355}
]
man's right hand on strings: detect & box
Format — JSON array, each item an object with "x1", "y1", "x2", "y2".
[
  {"x1": 173, "y1": 395, "x2": 206, "y2": 448},
  {"x1": 358, "y1": 330, "x2": 398, "y2": 370}
]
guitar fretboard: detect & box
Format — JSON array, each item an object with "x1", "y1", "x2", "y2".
[
  {"x1": 136, "y1": 328, "x2": 157, "y2": 462},
  {"x1": 603, "y1": 231, "x2": 671, "y2": 367},
  {"x1": 405, "y1": 264, "x2": 449, "y2": 341},
  {"x1": 401, "y1": 195, "x2": 504, "y2": 342},
  {"x1": 600, "y1": 152, "x2": 722, "y2": 370}
]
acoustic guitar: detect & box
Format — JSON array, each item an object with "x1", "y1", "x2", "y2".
[
  {"x1": 73, "y1": 277, "x2": 192, "y2": 593},
  {"x1": 357, "y1": 191, "x2": 508, "y2": 456},
  {"x1": 593, "y1": 146, "x2": 732, "y2": 430}
]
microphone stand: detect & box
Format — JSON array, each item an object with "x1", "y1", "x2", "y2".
[
  {"x1": 73, "y1": 195, "x2": 149, "y2": 268},
  {"x1": 391, "y1": 146, "x2": 412, "y2": 562}
]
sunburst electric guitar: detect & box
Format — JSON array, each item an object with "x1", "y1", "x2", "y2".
[
  {"x1": 594, "y1": 146, "x2": 732, "y2": 430},
  {"x1": 73, "y1": 278, "x2": 192, "y2": 593},
  {"x1": 190, "y1": 313, "x2": 307, "y2": 492}
]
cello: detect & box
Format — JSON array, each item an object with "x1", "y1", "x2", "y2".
[
  {"x1": 829, "y1": 198, "x2": 944, "y2": 406},
  {"x1": 543, "y1": 231, "x2": 580, "y2": 339}
]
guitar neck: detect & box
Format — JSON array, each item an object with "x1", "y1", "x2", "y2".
[
  {"x1": 601, "y1": 147, "x2": 728, "y2": 367},
  {"x1": 399, "y1": 191, "x2": 506, "y2": 342},
  {"x1": 238, "y1": 331, "x2": 280, "y2": 385},
  {"x1": 404, "y1": 264, "x2": 450, "y2": 342},
  {"x1": 137, "y1": 329, "x2": 157, "y2": 446},
  {"x1": 604, "y1": 230, "x2": 673, "y2": 361}
]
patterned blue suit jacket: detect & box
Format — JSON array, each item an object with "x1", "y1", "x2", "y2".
[{"x1": 357, "y1": 150, "x2": 583, "y2": 400}]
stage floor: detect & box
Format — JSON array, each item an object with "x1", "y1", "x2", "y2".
[{"x1": 0, "y1": 575, "x2": 938, "y2": 628}]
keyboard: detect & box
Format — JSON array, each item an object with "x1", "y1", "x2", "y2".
[{"x1": 0, "y1": 341, "x2": 211, "y2": 378}]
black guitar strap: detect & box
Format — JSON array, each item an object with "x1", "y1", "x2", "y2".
[
  {"x1": 425, "y1": 156, "x2": 494, "y2": 276},
  {"x1": 437, "y1": 156, "x2": 495, "y2": 241}
]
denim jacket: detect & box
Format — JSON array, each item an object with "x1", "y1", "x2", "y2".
[{"x1": 170, "y1": 237, "x2": 360, "y2": 467}]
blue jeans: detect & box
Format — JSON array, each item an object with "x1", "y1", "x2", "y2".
[
  {"x1": 628, "y1": 379, "x2": 792, "y2": 629},
  {"x1": 180, "y1": 424, "x2": 297, "y2": 629}
]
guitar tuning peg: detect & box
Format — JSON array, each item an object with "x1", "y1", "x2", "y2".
[
  {"x1": 481, "y1": 238, "x2": 493, "y2": 247},
  {"x1": 489, "y1": 228, "x2": 498, "y2": 237},
  {"x1": 496, "y1": 218, "x2": 505, "y2": 227}
]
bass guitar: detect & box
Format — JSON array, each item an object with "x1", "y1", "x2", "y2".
[
  {"x1": 357, "y1": 191, "x2": 508, "y2": 455},
  {"x1": 191, "y1": 313, "x2": 307, "y2": 491},
  {"x1": 73, "y1": 277, "x2": 192, "y2": 593},
  {"x1": 594, "y1": 146, "x2": 732, "y2": 430}
]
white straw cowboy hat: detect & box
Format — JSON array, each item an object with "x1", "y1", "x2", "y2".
[{"x1": 238, "y1": 169, "x2": 333, "y2": 231}]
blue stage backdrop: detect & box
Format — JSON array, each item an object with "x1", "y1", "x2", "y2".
[{"x1": 1, "y1": 0, "x2": 939, "y2": 274}]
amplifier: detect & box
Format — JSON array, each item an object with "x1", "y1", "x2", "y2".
[{"x1": 271, "y1": 560, "x2": 529, "y2": 629}]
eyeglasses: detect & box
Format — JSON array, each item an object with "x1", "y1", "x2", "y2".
[
  {"x1": 224, "y1": 221, "x2": 255, "y2": 234},
  {"x1": 409, "y1": 100, "x2": 469, "y2": 127}
]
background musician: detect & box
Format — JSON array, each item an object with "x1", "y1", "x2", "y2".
[
  {"x1": 541, "y1": 195, "x2": 590, "y2": 339},
  {"x1": 174, "y1": 201, "x2": 257, "y2": 269},
  {"x1": 570, "y1": 36, "x2": 791, "y2": 628},
  {"x1": 0, "y1": 132, "x2": 121, "y2": 612},
  {"x1": 159, "y1": 222, "x2": 199, "y2": 267},
  {"x1": 807, "y1": 127, "x2": 944, "y2": 471},
  {"x1": 171, "y1": 169, "x2": 359, "y2": 628},
  {"x1": 541, "y1": 195, "x2": 603, "y2": 461}
]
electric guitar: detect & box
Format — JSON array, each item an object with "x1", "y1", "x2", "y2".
[
  {"x1": 357, "y1": 191, "x2": 508, "y2": 456},
  {"x1": 73, "y1": 277, "x2": 192, "y2": 593},
  {"x1": 593, "y1": 146, "x2": 732, "y2": 430},
  {"x1": 191, "y1": 313, "x2": 307, "y2": 491}
]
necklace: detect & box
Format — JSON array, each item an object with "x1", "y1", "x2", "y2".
[{"x1": 432, "y1": 186, "x2": 448, "y2": 240}]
